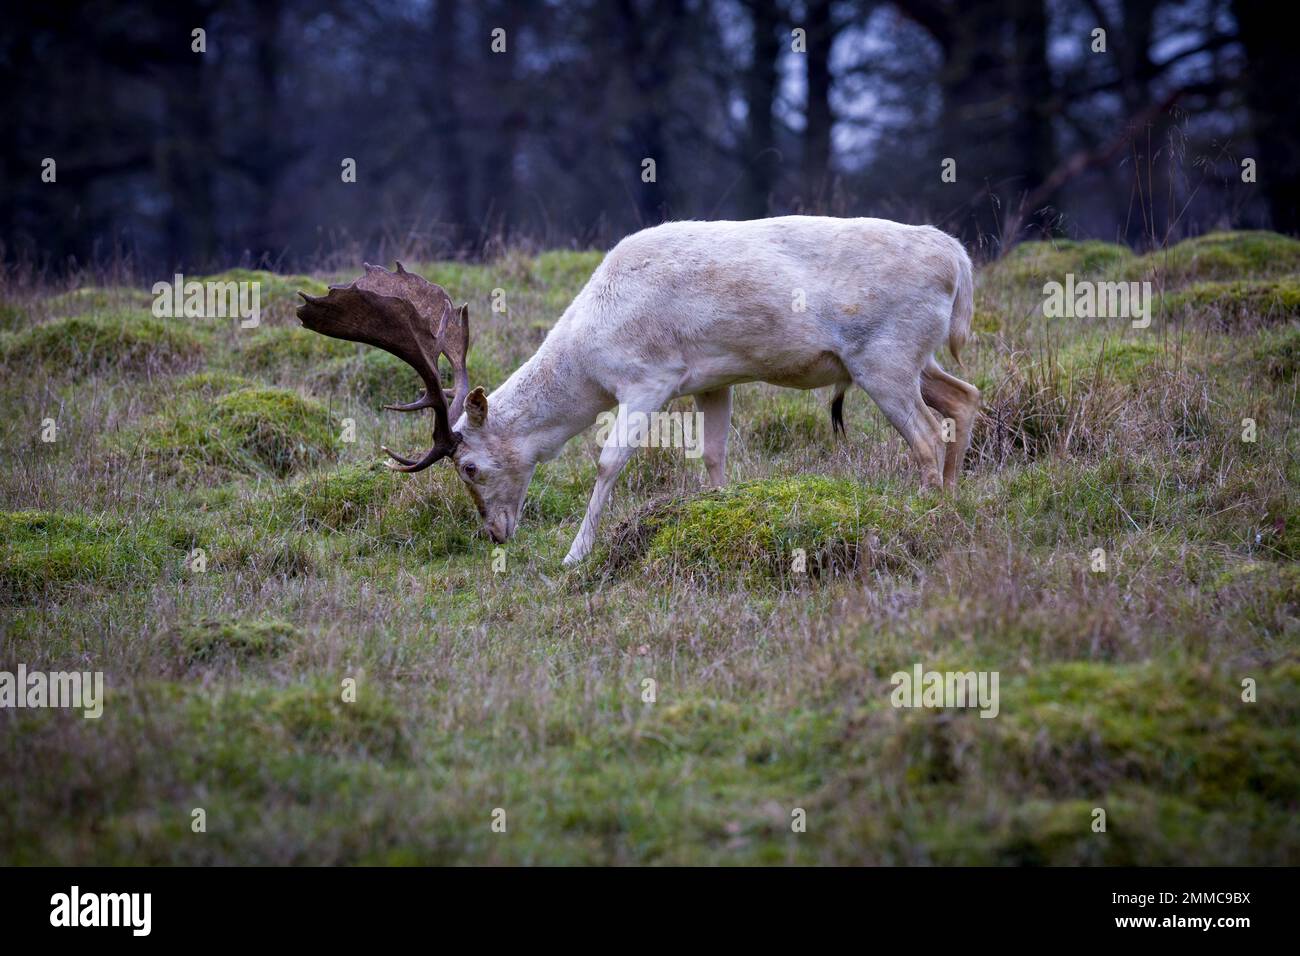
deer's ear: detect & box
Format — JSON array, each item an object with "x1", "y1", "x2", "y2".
[{"x1": 466, "y1": 386, "x2": 488, "y2": 427}]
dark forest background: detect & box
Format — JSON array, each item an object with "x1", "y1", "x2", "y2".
[{"x1": 1, "y1": 0, "x2": 1295, "y2": 274}]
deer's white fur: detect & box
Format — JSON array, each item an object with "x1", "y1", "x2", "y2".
[{"x1": 448, "y1": 215, "x2": 979, "y2": 564}]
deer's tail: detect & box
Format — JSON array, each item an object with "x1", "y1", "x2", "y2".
[{"x1": 830, "y1": 385, "x2": 847, "y2": 438}]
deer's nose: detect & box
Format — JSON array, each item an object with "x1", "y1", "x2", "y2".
[{"x1": 486, "y1": 516, "x2": 508, "y2": 543}]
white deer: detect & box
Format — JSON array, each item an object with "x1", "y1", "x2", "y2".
[{"x1": 297, "y1": 216, "x2": 980, "y2": 564}]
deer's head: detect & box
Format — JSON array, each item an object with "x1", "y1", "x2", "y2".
[{"x1": 297, "y1": 262, "x2": 529, "y2": 544}]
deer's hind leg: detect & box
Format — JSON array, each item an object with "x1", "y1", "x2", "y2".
[
  {"x1": 693, "y1": 386, "x2": 732, "y2": 487},
  {"x1": 920, "y1": 358, "x2": 981, "y2": 490},
  {"x1": 845, "y1": 357, "x2": 945, "y2": 491}
]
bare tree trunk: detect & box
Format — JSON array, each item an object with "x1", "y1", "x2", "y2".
[
  {"x1": 802, "y1": 0, "x2": 834, "y2": 209},
  {"x1": 605, "y1": 0, "x2": 685, "y2": 226},
  {"x1": 1234, "y1": 0, "x2": 1300, "y2": 233},
  {"x1": 1118, "y1": 0, "x2": 1157, "y2": 117},
  {"x1": 483, "y1": 0, "x2": 523, "y2": 244},
  {"x1": 900, "y1": 0, "x2": 1053, "y2": 248},
  {"x1": 159, "y1": 0, "x2": 218, "y2": 269},
  {"x1": 742, "y1": 0, "x2": 783, "y2": 219},
  {"x1": 431, "y1": 0, "x2": 471, "y2": 249},
  {"x1": 250, "y1": 0, "x2": 286, "y2": 263},
  {"x1": 1006, "y1": 0, "x2": 1055, "y2": 236}
]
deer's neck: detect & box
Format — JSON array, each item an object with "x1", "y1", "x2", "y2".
[{"x1": 486, "y1": 332, "x2": 610, "y2": 465}]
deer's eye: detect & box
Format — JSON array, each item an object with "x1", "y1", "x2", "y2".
[{"x1": 462, "y1": 462, "x2": 478, "y2": 479}]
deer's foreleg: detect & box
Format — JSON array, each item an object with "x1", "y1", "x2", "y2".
[{"x1": 564, "y1": 393, "x2": 668, "y2": 565}]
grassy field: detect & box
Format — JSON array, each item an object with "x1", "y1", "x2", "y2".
[{"x1": 1, "y1": 232, "x2": 1297, "y2": 864}]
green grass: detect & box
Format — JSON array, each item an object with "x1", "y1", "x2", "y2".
[
  {"x1": 176, "y1": 616, "x2": 300, "y2": 664},
  {"x1": 0, "y1": 510, "x2": 176, "y2": 604},
  {"x1": 44, "y1": 285, "x2": 154, "y2": 315},
  {"x1": 1, "y1": 233, "x2": 1296, "y2": 865},
  {"x1": 238, "y1": 324, "x2": 356, "y2": 371},
  {"x1": 1, "y1": 312, "x2": 201, "y2": 376},
  {"x1": 120, "y1": 379, "x2": 339, "y2": 480},
  {"x1": 0, "y1": 301, "x2": 28, "y2": 332},
  {"x1": 1125, "y1": 231, "x2": 1300, "y2": 284},
  {"x1": 199, "y1": 268, "x2": 329, "y2": 325},
  {"x1": 985, "y1": 238, "x2": 1134, "y2": 287},
  {"x1": 1055, "y1": 336, "x2": 1166, "y2": 384},
  {"x1": 1251, "y1": 325, "x2": 1300, "y2": 382},
  {"x1": 601, "y1": 476, "x2": 939, "y2": 585},
  {"x1": 312, "y1": 349, "x2": 423, "y2": 407},
  {"x1": 747, "y1": 402, "x2": 829, "y2": 454},
  {"x1": 1165, "y1": 275, "x2": 1300, "y2": 328}
]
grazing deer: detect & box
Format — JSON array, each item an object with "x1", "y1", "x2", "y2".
[{"x1": 297, "y1": 216, "x2": 980, "y2": 564}]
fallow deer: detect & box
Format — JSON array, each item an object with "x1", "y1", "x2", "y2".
[{"x1": 297, "y1": 216, "x2": 980, "y2": 564}]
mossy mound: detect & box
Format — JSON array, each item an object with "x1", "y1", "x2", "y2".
[
  {"x1": 182, "y1": 681, "x2": 409, "y2": 763},
  {"x1": 198, "y1": 269, "x2": 329, "y2": 323},
  {"x1": 998, "y1": 660, "x2": 1300, "y2": 807},
  {"x1": 0, "y1": 510, "x2": 170, "y2": 604},
  {"x1": 400, "y1": 260, "x2": 500, "y2": 297},
  {"x1": 954, "y1": 793, "x2": 1281, "y2": 866},
  {"x1": 239, "y1": 324, "x2": 356, "y2": 372},
  {"x1": 988, "y1": 239, "x2": 1134, "y2": 286},
  {"x1": 268, "y1": 462, "x2": 399, "y2": 531},
  {"x1": 400, "y1": 251, "x2": 603, "y2": 337},
  {"x1": 240, "y1": 461, "x2": 481, "y2": 558},
  {"x1": 602, "y1": 477, "x2": 936, "y2": 583},
  {"x1": 411, "y1": 249, "x2": 602, "y2": 297},
  {"x1": 313, "y1": 349, "x2": 423, "y2": 407},
  {"x1": 126, "y1": 381, "x2": 338, "y2": 480},
  {"x1": 1126, "y1": 231, "x2": 1300, "y2": 284},
  {"x1": 1164, "y1": 275, "x2": 1300, "y2": 328},
  {"x1": 45, "y1": 285, "x2": 154, "y2": 316},
  {"x1": 885, "y1": 659, "x2": 1300, "y2": 863},
  {"x1": 178, "y1": 616, "x2": 299, "y2": 664},
  {"x1": 263, "y1": 683, "x2": 408, "y2": 761},
  {"x1": 208, "y1": 532, "x2": 317, "y2": 578},
  {"x1": 312, "y1": 343, "x2": 509, "y2": 407},
  {"x1": 2, "y1": 313, "x2": 201, "y2": 376},
  {"x1": 172, "y1": 370, "x2": 257, "y2": 398},
  {"x1": 991, "y1": 232, "x2": 1300, "y2": 293}
]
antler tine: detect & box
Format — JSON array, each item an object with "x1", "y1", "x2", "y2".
[
  {"x1": 295, "y1": 264, "x2": 466, "y2": 473},
  {"x1": 380, "y1": 443, "x2": 448, "y2": 472},
  {"x1": 441, "y1": 302, "x2": 472, "y2": 424},
  {"x1": 381, "y1": 299, "x2": 457, "y2": 413},
  {"x1": 382, "y1": 393, "x2": 440, "y2": 412}
]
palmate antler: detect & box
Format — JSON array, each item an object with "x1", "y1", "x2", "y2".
[{"x1": 296, "y1": 262, "x2": 471, "y2": 472}]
